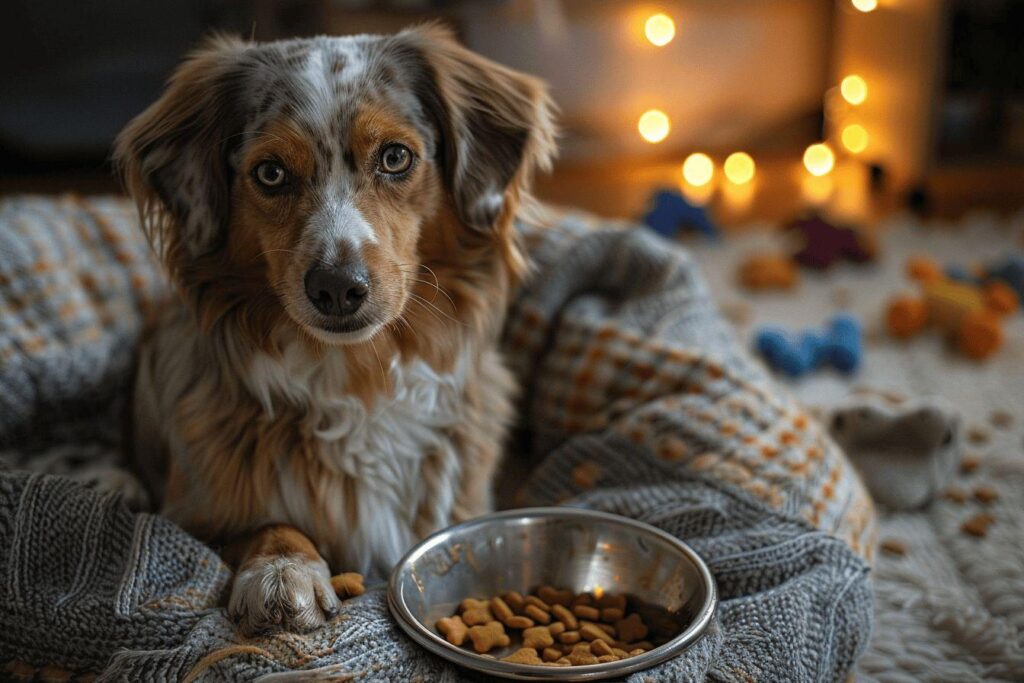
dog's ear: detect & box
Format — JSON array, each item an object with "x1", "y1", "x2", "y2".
[
  {"x1": 392, "y1": 23, "x2": 557, "y2": 236},
  {"x1": 114, "y1": 35, "x2": 250, "y2": 274}
]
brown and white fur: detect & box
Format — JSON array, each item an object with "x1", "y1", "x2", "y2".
[{"x1": 114, "y1": 24, "x2": 555, "y2": 634}]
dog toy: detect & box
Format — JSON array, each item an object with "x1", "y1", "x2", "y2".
[
  {"x1": 933, "y1": 254, "x2": 1024, "y2": 301},
  {"x1": 886, "y1": 256, "x2": 1019, "y2": 359},
  {"x1": 986, "y1": 255, "x2": 1024, "y2": 301},
  {"x1": 737, "y1": 252, "x2": 799, "y2": 290},
  {"x1": 754, "y1": 314, "x2": 862, "y2": 378},
  {"x1": 642, "y1": 188, "x2": 719, "y2": 240},
  {"x1": 828, "y1": 396, "x2": 961, "y2": 509},
  {"x1": 785, "y1": 213, "x2": 876, "y2": 269}
]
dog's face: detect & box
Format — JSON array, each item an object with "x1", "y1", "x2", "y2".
[{"x1": 117, "y1": 27, "x2": 555, "y2": 345}]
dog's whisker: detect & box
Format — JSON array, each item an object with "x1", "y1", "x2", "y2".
[{"x1": 408, "y1": 293, "x2": 467, "y2": 328}]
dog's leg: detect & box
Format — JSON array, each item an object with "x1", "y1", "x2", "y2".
[
  {"x1": 449, "y1": 350, "x2": 516, "y2": 523},
  {"x1": 225, "y1": 524, "x2": 339, "y2": 634}
]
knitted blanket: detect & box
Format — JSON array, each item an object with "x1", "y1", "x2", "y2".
[{"x1": 0, "y1": 195, "x2": 874, "y2": 682}]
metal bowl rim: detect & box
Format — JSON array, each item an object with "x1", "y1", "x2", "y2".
[{"x1": 387, "y1": 506, "x2": 718, "y2": 681}]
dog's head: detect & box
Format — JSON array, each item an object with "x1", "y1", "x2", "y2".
[{"x1": 116, "y1": 25, "x2": 555, "y2": 346}]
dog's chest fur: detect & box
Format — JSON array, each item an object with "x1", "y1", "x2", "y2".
[{"x1": 246, "y1": 339, "x2": 467, "y2": 575}]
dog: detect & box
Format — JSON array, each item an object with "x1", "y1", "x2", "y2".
[{"x1": 114, "y1": 23, "x2": 556, "y2": 634}]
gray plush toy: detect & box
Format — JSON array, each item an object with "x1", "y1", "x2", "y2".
[{"x1": 828, "y1": 396, "x2": 961, "y2": 509}]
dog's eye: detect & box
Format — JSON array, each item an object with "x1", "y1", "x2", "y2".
[
  {"x1": 254, "y1": 161, "x2": 288, "y2": 189},
  {"x1": 379, "y1": 144, "x2": 412, "y2": 174}
]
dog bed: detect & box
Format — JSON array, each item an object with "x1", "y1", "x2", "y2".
[{"x1": 0, "y1": 195, "x2": 873, "y2": 681}]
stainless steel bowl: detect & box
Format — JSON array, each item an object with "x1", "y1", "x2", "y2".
[{"x1": 388, "y1": 507, "x2": 717, "y2": 681}]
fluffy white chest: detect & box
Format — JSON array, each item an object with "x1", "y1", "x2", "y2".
[{"x1": 246, "y1": 341, "x2": 466, "y2": 576}]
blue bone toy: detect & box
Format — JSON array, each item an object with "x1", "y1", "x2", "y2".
[
  {"x1": 755, "y1": 315, "x2": 862, "y2": 378},
  {"x1": 642, "y1": 188, "x2": 719, "y2": 240}
]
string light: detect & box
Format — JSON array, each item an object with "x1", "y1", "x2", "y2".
[
  {"x1": 851, "y1": 0, "x2": 877, "y2": 12},
  {"x1": 840, "y1": 75, "x2": 868, "y2": 105},
  {"x1": 644, "y1": 13, "x2": 676, "y2": 47},
  {"x1": 638, "y1": 109, "x2": 671, "y2": 143},
  {"x1": 724, "y1": 152, "x2": 756, "y2": 184},
  {"x1": 803, "y1": 143, "x2": 835, "y2": 176},
  {"x1": 682, "y1": 153, "x2": 714, "y2": 186},
  {"x1": 841, "y1": 124, "x2": 869, "y2": 154}
]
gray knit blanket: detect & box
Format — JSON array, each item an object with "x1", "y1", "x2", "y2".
[{"x1": 0, "y1": 195, "x2": 874, "y2": 682}]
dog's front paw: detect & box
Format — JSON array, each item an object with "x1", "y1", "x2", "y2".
[{"x1": 228, "y1": 553, "x2": 340, "y2": 634}]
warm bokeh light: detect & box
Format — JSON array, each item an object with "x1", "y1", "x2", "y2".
[
  {"x1": 851, "y1": 0, "x2": 878, "y2": 12},
  {"x1": 841, "y1": 124, "x2": 869, "y2": 153},
  {"x1": 840, "y1": 75, "x2": 868, "y2": 105},
  {"x1": 803, "y1": 143, "x2": 835, "y2": 176},
  {"x1": 638, "y1": 109, "x2": 671, "y2": 143},
  {"x1": 644, "y1": 13, "x2": 676, "y2": 47},
  {"x1": 724, "y1": 152, "x2": 756, "y2": 184},
  {"x1": 682, "y1": 153, "x2": 714, "y2": 186}
]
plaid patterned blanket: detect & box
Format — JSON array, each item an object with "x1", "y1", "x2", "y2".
[{"x1": 0, "y1": 195, "x2": 874, "y2": 682}]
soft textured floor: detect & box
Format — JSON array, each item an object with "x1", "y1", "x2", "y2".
[{"x1": 689, "y1": 209, "x2": 1024, "y2": 682}]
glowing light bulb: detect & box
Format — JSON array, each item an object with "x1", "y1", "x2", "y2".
[
  {"x1": 645, "y1": 13, "x2": 676, "y2": 47},
  {"x1": 841, "y1": 124, "x2": 869, "y2": 154},
  {"x1": 638, "y1": 109, "x2": 670, "y2": 143},
  {"x1": 841, "y1": 75, "x2": 868, "y2": 105},
  {"x1": 682, "y1": 153, "x2": 714, "y2": 186},
  {"x1": 724, "y1": 152, "x2": 756, "y2": 185},
  {"x1": 803, "y1": 143, "x2": 835, "y2": 177},
  {"x1": 851, "y1": 0, "x2": 877, "y2": 12}
]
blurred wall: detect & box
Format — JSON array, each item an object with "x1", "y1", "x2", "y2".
[
  {"x1": 830, "y1": 0, "x2": 945, "y2": 190},
  {"x1": 457, "y1": 0, "x2": 833, "y2": 160}
]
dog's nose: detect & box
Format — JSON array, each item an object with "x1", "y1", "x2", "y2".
[{"x1": 304, "y1": 264, "x2": 370, "y2": 317}]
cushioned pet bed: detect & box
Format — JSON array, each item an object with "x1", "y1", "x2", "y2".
[{"x1": 0, "y1": 195, "x2": 874, "y2": 681}]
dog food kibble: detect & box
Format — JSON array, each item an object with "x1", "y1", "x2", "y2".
[
  {"x1": 600, "y1": 607, "x2": 624, "y2": 622},
  {"x1": 967, "y1": 426, "x2": 989, "y2": 445},
  {"x1": 501, "y1": 647, "x2": 543, "y2": 665},
  {"x1": 505, "y1": 615, "x2": 534, "y2": 629},
  {"x1": 557, "y1": 630, "x2": 582, "y2": 644},
  {"x1": 502, "y1": 591, "x2": 525, "y2": 612},
  {"x1": 974, "y1": 485, "x2": 999, "y2": 504},
  {"x1": 551, "y1": 604, "x2": 579, "y2": 630},
  {"x1": 962, "y1": 512, "x2": 995, "y2": 537},
  {"x1": 522, "y1": 626, "x2": 554, "y2": 649},
  {"x1": 615, "y1": 613, "x2": 650, "y2": 643},
  {"x1": 879, "y1": 538, "x2": 907, "y2": 557},
  {"x1": 490, "y1": 596, "x2": 514, "y2": 623},
  {"x1": 580, "y1": 622, "x2": 615, "y2": 643},
  {"x1": 524, "y1": 604, "x2": 551, "y2": 624},
  {"x1": 960, "y1": 456, "x2": 981, "y2": 475},
  {"x1": 568, "y1": 644, "x2": 600, "y2": 666},
  {"x1": 436, "y1": 586, "x2": 658, "y2": 666},
  {"x1": 537, "y1": 585, "x2": 573, "y2": 606},
  {"x1": 468, "y1": 621, "x2": 510, "y2": 653},
  {"x1": 944, "y1": 487, "x2": 968, "y2": 503},
  {"x1": 583, "y1": 620, "x2": 616, "y2": 636},
  {"x1": 597, "y1": 593, "x2": 627, "y2": 611},
  {"x1": 460, "y1": 600, "x2": 494, "y2": 626},
  {"x1": 330, "y1": 572, "x2": 365, "y2": 598},
  {"x1": 989, "y1": 410, "x2": 1013, "y2": 429},
  {"x1": 437, "y1": 616, "x2": 468, "y2": 646}
]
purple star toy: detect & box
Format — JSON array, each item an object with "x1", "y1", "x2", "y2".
[{"x1": 786, "y1": 213, "x2": 875, "y2": 269}]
